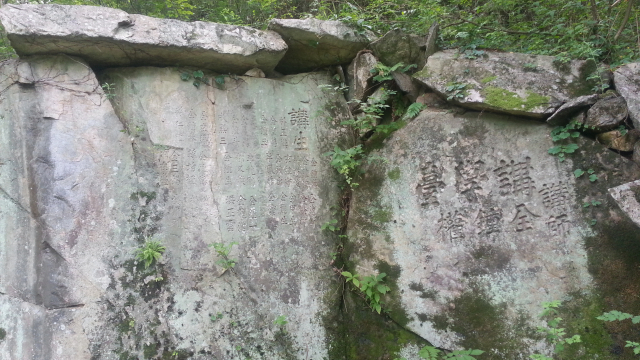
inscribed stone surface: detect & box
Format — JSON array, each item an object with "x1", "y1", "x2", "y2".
[
  {"x1": 101, "y1": 67, "x2": 348, "y2": 359},
  {"x1": 347, "y1": 109, "x2": 640, "y2": 356}
]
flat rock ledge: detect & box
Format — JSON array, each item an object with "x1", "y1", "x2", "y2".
[
  {"x1": 414, "y1": 50, "x2": 601, "y2": 118},
  {"x1": 268, "y1": 18, "x2": 375, "y2": 74},
  {"x1": 0, "y1": 4, "x2": 288, "y2": 74}
]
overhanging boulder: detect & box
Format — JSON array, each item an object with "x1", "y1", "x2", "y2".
[
  {"x1": 414, "y1": 50, "x2": 601, "y2": 118},
  {"x1": 0, "y1": 4, "x2": 288, "y2": 74},
  {"x1": 268, "y1": 18, "x2": 375, "y2": 74}
]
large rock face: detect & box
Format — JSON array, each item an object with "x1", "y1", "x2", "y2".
[
  {"x1": 268, "y1": 18, "x2": 375, "y2": 74},
  {"x1": 0, "y1": 55, "x2": 350, "y2": 359},
  {"x1": 0, "y1": 55, "x2": 134, "y2": 360},
  {"x1": 614, "y1": 62, "x2": 640, "y2": 129},
  {"x1": 0, "y1": 4, "x2": 288, "y2": 74},
  {"x1": 346, "y1": 109, "x2": 640, "y2": 357},
  {"x1": 414, "y1": 50, "x2": 600, "y2": 118}
]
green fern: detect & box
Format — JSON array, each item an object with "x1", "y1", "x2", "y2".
[{"x1": 135, "y1": 239, "x2": 166, "y2": 269}]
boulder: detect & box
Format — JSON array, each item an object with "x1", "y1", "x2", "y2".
[
  {"x1": 609, "y1": 180, "x2": 640, "y2": 231},
  {"x1": 0, "y1": 4, "x2": 288, "y2": 74},
  {"x1": 596, "y1": 129, "x2": 639, "y2": 151},
  {"x1": 392, "y1": 71, "x2": 422, "y2": 102},
  {"x1": 347, "y1": 51, "x2": 378, "y2": 107},
  {"x1": 414, "y1": 50, "x2": 602, "y2": 118},
  {"x1": 0, "y1": 56, "x2": 352, "y2": 358},
  {"x1": 546, "y1": 94, "x2": 598, "y2": 126},
  {"x1": 268, "y1": 18, "x2": 375, "y2": 74},
  {"x1": 370, "y1": 28, "x2": 429, "y2": 69},
  {"x1": 416, "y1": 92, "x2": 448, "y2": 108},
  {"x1": 614, "y1": 62, "x2": 640, "y2": 129},
  {"x1": 584, "y1": 95, "x2": 628, "y2": 131},
  {"x1": 346, "y1": 109, "x2": 640, "y2": 356}
]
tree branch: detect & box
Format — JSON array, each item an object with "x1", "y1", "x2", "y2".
[{"x1": 614, "y1": 0, "x2": 634, "y2": 41}]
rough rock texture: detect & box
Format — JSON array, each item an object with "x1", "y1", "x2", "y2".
[
  {"x1": 392, "y1": 71, "x2": 422, "y2": 102},
  {"x1": 0, "y1": 55, "x2": 134, "y2": 360},
  {"x1": 346, "y1": 109, "x2": 640, "y2": 357},
  {"x1": 0, "y1": 55, "x2": 351, "y2": 359},
  {"x1": 414, "y1": 50, "x2": 601, "y2": 118},
  {"x1": 585, "y1": 95, "x2": 628, "y2": 131},
  {"x1": 609, "y1": 180, "x2": 640, "y2": 230},
  {"x1": 369, "y1": 29, "x2": 428, "y2": 69},
  {"x1": 614, "y1": 62, "x2": 640, "y2": 129},
  {"x1": 268, "y1": 18, "x2": 375, "y2": 74},
  {"x1": 0, "y1": 4, "x2": 288, "y2": 74},
  {"x1": 596, "y1": 129, "x2": 639, "y2": 151},
  {"x1": 546, "y1": 94, "x2": 598, "y2": 126},
  {"x1": 347, "y1": 52, "x2": 378, "y2": 107}
]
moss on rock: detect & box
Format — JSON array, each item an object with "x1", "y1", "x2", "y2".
[{"x1": 482, "y1": 86, "x2": 550, "y2": 112}]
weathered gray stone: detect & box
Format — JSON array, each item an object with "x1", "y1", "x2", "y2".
[
  {"x1": 244, "y1": 67, "x2": 266, "y2": 78},
  {"x1": 0, "y1": 4, "x2": 288, "y2": 74},
  {"x1": 392, "y1": 70, "x2": 422, "y2": 102},
  {"x1": 0, "y1": 55, "x2": 351, "y2": 358},
  {"x1": 0, "y1": 55, "x2": 133, "y2": 360},
  {"x1": 414, "y1": 50, "x2": 601, "y2": 118},
  {"x1": 347, "y1": 51, "x2": 378, "y2": 107},
  {"x1": 346, "y1": 109, "x2": 640, "y2": 356},
  {"x1": 416, "y1": 92, "x2": 447, "y2": 108},
  {"x1": 585, "y1": 95, "x2": 628, "y2": 131},
  {"x1": 425, "y1": 23, "x2": 439, "y2": 61},
  {"x1": 96, "y1": 68, "x2": 348, "y2": 359},
  {"x1": 546, "y1": 94, "x2": 598, "y2": 126},
  {"x1": 369, "y1": 29, "x2": 428, "y2": 69},
  {"x1": 609, "y1": 180, "x2": 640, "y2": 230},
  {"x1": 596, "y1": 129, "x2": 639, "y2": 151},
  {"x1": 614, "y1": 62, "x2": 640, "y2": 129},
  {"x1": 268, "y1": 18, "x2": 375, "y2": 74}
]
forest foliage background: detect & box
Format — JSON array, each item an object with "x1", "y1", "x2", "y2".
[{"x1": 1, "y1": 0, "x2": 640, "y2": 70}]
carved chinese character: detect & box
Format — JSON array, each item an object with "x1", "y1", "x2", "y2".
[
  {"x1": 493, "y1": 157, "x2": 535, "y2": 196},
  {"x1": 511, "y1": 204, "x2": 539, "y2": 232},
  {"x1": 546, "y1": 214, "x2": 570, "y2": 236},
  {"x1": 456, "y1": 158, "x2": 487, "y2": 200},
  {"x1": 438, "y1": 210, "x2": 467, "y2": 242},
  {"x1": 475, "y1": 206, "x2": 503, "y2": 235},
  {"x1": 294, "y1": 132, "x2": 308, "y2": 150},
  {"x1": 539, "y1": 182, "x2": 571, "y2": 212},
  {"x1": 288, "y1": 108, "x2": 310, "y2": 128},
  {"x1": 417, "y1": 161, "x2": 445, "y2": 206}
]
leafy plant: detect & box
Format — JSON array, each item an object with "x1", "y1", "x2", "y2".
[
  {"x1": 324, "y1": 145, "x2": 364, "y2": 188},
  {"x1": 210, "y1": 241, "x2": 238, "y2": 271},
  {"x1": 445, "y1": 82, "x2": 468, "y2": 101},
  {"x1": 135, "y1": 239, "x2": 166, "y2": 269},
  {"x1": 416, "y1": 345, "x2": 485, "y2": 360},
  {"x1": 321, "y1": 218, "x2": 339, "y2": 232},
  {"x1": 370, "y1": 62, "x2": 416, "y2": 83},
  {"x1": 582, "y1": 200, "x2": 601, "y2": 208},
  {"x1": 530, "y1": 301, "x2": 582, "y2": 357},
  {"x1": 618, "y1": 125, "x2": 629, "y2": 136},
  {"x1": 101, "y1": 82, "x2": 116, "y2": 99},
  {"x1": 342, "y1": 271, "x2": 390, "y2": 314},
  {"x1": 180, "y1": 70, "x2": 210, "y2": 88},
  {"x1": 523, "y1": 63, "x2": 538, "y2": 71},
  {"x1": 273, "y1": 315, "x2": 288, "y2": 326},
  {"x1": 597, "y1": 311, "x2": 640, "y2": 355},
  {"x1": 404, "y1": 102, "x2": 426, "y2": 119},
  {"x1": 210, "y1": 312, "x2": 223, "y2": 322}
]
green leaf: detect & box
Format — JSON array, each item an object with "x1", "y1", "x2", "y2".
[
  {"x1": 192, "y1": 70, "x2": 204, "y2": 79},
  {"x1": 215, "y1": 75, "x2": 225, "y2": 85},
  {"x1": 574, "y1": 169, "x2": 585, "y2": 178},
  {"x1": 589, "y1": 174, "x2": 597, "y2": 182},
  {"x1": 563, "y1": 143, "x2": 579, "y2": 153},
  {"x1": 180, "y1": 72, "x2": 191, "y2": 81},
  {"x1": 352, "y1": 278, "x2": 360, "y2": 287},
  {"x1": 548, "y1": 146, "x2": 562, "y2": 155}
]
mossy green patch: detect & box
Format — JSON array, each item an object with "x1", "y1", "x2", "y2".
[
  {"x1": 0, "y1": 328, "x2": 6, "y2": 341},
  {"x1": 431, "y1": 286, "x2": 535, "y2": 357},
  {"x1": 480, "y1": 75, "x2": 497, "y2": 84},
  {"x1": 387, "y1": 167, "x2": 401, "y2": 180},
  {"x1": 371, "y1": 208, "x2": 393, "y2": 224},
  {"x1": 342, "y1": 289, "x2": 428, "y2": 360},
  {"x1": 482, "y1": 86, "x2": 550, "y2": 112},
  {"x1": 555, "y1": 293, "x2": 617, "y2": 359},
  {"x1": 376, "y1": 260, "x2": 411, "y2": 327},
  {"x1": 568, "y1": 59, "x2": 599, "y2": 97},
  {"x1": 143, "y1": 343, "x2": 157, "y2": 359}
]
